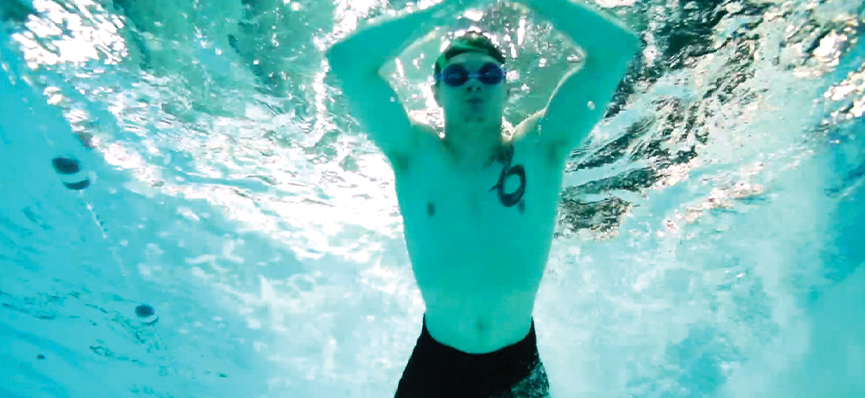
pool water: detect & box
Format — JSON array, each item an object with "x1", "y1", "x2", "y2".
[{"x1": 0, "y1": 0, "x2": 863, "y2": 397}]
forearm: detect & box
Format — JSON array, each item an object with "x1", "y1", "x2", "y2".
[
  {"x1": 523, "y1": 0, "x2": 639, "y2": 62},
  {"x1": 326, "y1": 3, "x2": 451, "y2": 75}
]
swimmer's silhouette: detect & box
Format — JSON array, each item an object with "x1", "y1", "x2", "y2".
[{"x1": 326, "y1": 0, "x2": 639, "y2": 396}]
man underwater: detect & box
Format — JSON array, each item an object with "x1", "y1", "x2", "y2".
[{"x1": 326, "y1": 0, "x2": 639, "y2": 396}]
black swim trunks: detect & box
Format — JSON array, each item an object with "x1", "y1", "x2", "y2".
[{"x1": 394, "y1": 316, "x2": 550, "y2": 398}]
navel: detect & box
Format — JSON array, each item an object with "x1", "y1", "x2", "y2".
[
  {"x1": 427, "y1": 202, "x2": 435, "y2": 217},
  {"x1": 518, "y1": 200, "x2": 526, "y2": 214}
]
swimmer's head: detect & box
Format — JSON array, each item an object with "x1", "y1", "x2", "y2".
[
  {"x1": 433, "y1": 31, "x2": 509, "y2": 125},
  {"x1": 433, "y1": 31, "x2": 506, "y2": 79}
]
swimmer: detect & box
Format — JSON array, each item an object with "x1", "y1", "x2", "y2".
[{"x1": 326, "y1": 0, "x2": 639, "y2": 396}]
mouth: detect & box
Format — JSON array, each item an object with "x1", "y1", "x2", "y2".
[{"x1": 467, "y1": 98, "x2": 484, "y2": 104}]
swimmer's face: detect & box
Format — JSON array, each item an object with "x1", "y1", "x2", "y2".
[{"x1": 433, "y1": 52, "x2": 508, "y2": 124}]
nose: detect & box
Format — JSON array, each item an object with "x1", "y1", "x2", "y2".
[{"x1": 464, "y1": 77, "x2": 483, "y2": 91}]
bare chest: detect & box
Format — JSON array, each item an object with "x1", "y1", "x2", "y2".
[
  {"x1": 393, "y1": 138, "x2": 565, "y2": 352},
  {"x1": 394, "y1": 140, "x2": 563, "y2": 286}
]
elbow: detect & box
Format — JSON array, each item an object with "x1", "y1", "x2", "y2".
[
  {"x1": 622, "y1": 30, "x2": 641, "y2": 57},
  {"x1": 585, "y1": 34, "x2": 639, "y2": 72},
  {"x1": 614, "y1": 27, "x2": 641, "y2": 60},
  {"x1": 589, "y1": 29, "x2": 640, "y2": 64},
  {"x1": 326, "y1": 44, "x2": 350, "y2": 73}
]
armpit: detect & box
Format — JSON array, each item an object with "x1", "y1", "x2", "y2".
[
  {"x1": 513, "y1": 111, "x2": 565, "y2": 166},
  {"x1": 385, "y1": 121, "x2": 436, "y2": 174}
]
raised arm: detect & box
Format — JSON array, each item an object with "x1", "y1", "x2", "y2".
[
  {"x1": 523, "y1": 0, "x2": 640, "y2": 152},
  {"x1": 326, "y1": 3, "x2": 454, "y2": 161}
]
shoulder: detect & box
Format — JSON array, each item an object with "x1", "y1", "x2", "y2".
[
  {"x1": 408, "y1": 118, "x2": 444, "y2": 151},
  {"x1": 410, "y1": 119, "x2": 440, "y2": 140},
  {"x1": 512, "y1": 111, "x2": 569, "y2": 168},
  {"x1": 387, "y1": 118, "x2": 441, "y2": 173}
]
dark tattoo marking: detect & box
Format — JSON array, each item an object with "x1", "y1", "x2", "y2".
[
  {"x1": 489, "y1": 144, "x2": 526, "y2": 208},
  {"x1": 427, "y1": 202, "x2": 435, "y2": 217}
]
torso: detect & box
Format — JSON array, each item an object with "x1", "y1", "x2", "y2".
[{"x1": 393, "y1": 119, "x2": 567, "y2": 354}]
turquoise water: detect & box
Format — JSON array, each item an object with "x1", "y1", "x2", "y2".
[{"x1": 0, "y1": 0, "x2": 863, "y2": 397}]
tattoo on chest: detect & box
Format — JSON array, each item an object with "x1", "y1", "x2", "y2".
[{"x1": 489, "y1": 144, "x2": 526, "y2": 208}]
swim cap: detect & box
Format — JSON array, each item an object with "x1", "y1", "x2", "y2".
[{"x1": 434, "y1": 31, "x2": 506, "y2": 77}]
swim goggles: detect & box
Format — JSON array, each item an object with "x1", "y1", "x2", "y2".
[{"x1": 435, "y1": 62, "x2": 506, "y2": 87}]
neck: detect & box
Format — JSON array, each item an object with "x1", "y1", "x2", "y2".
[{"x1": 443, "y1": 118, "x2": 505, "y2": 169}]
